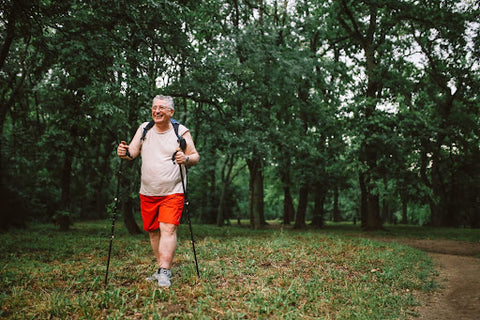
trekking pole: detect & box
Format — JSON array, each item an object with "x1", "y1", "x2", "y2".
[
  {"x1": 176, "y1": 139, "x2": 200, "y2": 278},
  {"x1": 179, "y1": 164, "x2": 200, "y2": 277},
  {"x1": 105, "y1": 151, "x2": 129, "y2": 287}
]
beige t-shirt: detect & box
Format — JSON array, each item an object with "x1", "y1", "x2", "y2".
[{"x1": 131, "y1": 121, "x2": 188, "y2": 196}]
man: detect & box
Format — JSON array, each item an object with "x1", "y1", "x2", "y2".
[{"x1": 117, "y1": 95, "x2": 200, "y2": 287}]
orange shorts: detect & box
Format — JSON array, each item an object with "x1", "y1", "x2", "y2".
[{"x1": 140, "y1": 193, "x2": 184, "y2": 231}]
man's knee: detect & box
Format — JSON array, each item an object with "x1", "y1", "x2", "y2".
[
  {"x1": 160, "y1": 223, "x2": 177, "y2": 236},
  {"x1": 149, "y1": 229, "x2": 160, "y2": 239}
]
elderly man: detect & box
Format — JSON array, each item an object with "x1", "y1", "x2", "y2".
[{"x1": 117, "y1": 95, "x2": 200, "y2": 287}]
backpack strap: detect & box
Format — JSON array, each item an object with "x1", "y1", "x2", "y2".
[
  {"x1": 141, "y1": 119, "x2": 186, "y2": 151},
  {"x1": 170, "y1": 118, "x2": 181, "y2": 141},
  {"x1": 170, "y1": 118, "x2": 187, "y2": 151},
  {"x1": 141, "y1": 120, "x2": 155, "y2": 141}
]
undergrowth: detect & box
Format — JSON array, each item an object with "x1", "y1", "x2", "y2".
[{"x1": 0, "y1": 221, "x2": 438, "y2": 319}]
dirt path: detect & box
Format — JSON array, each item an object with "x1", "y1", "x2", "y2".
[{"x1": 396, "y1": 239, "x2": 480, "y2": 320}]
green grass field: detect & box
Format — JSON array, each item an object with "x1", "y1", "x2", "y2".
[{"x1": 1, "y1": 221, "x2": 464, "y2": 319}]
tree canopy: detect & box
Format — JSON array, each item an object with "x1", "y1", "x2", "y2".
[{"x1": 1, "y1": 0, "x2": 478, "y2": 231}]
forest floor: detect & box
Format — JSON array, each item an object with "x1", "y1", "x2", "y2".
[{"x1": 379, "y1": 238, "x2": 480, "y2": 320}]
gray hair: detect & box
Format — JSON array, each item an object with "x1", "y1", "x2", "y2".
[{"x1": 153, "y1": 95, "x2": 174, "y2": 110}]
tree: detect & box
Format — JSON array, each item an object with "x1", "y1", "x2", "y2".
[
  {"x1": 2, "y1": 0, "x2": 478, "y2": 231},
  {"x1": 328, "y1": 0, "x2": 431, "y2": 230},
  {"x1": 406, "y1": 1, "x2": 480, "y2": 226}
]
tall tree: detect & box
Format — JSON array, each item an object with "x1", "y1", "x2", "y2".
[
  {"x1": 328, "y1": 0, "x2": 418, "y2": 230},
  {"x1": 407, "y1": 1, "x2": 480, "y2": 227}
]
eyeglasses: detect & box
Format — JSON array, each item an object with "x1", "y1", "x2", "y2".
[{"x1": 152, "y1": 105, "x2": 170, "y2": 111}]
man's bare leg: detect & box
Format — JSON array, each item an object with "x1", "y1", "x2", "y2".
[
  {"x1": 148, "y1": 230, "x2": 161, "y2": 264},
  {"x1": 148, "y1": 223, "x2": 177, "y2": 268},
  {"x1": 146, "y1": 223, "x2": 177, "y2": 286},
  {"x1": 158, "y1": 222, "x2": 177, "y2": 269}
]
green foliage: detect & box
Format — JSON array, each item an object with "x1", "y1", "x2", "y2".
[{"x1": 0, "y1": 0, "x2": 478, "y2": 229}]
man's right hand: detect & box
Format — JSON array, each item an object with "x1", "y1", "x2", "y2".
[{"x1": 117, "y1": 141, "x2": 131, "y2": 159}]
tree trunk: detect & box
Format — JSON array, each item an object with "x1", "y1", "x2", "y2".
[
  {"x1": 216, "y1": 182, "x2": 228, "y2": 227},
  {"x1": 294, "y1": 184, "x2": 308, "y2": 229},
  {"x1": 95, "y1": 145, "x2": 112, "y2": 219},
  {"x1": 427, "y1": 145, "x2": 456, "y2": 227},
  {"x1": 361, "y1": 135, "x2": 383, "y2": 230},
  {"x1": 363, "y1": 192, "x2": 382, "y2": 231},
  {"x1": 311, "y1": 185, "x2": 326, "y2": 228},
  {"x1": 283, "y1": 186, "x2": 295, "y2": 225},
  {"x1": 56, "y1": 150, "x2": 74, "y2": 231},
  {"x1": 60, "y1": 151, "x2": 73, "y2": 211},
  {"x1": 247, "y1": 157, "x2": 265, "y2": 229},
  {"x1": 280, "y1": 161, "x2": 295, "y2": 225},
  {"x1": 360, "y1": 111, "x2": 383, "y2": 230},
  {"x1": 208, "y1": 165, "x2": 217, "y2": 224},
  {"x1": 359, "y1": 172, "x2": 368, "y2": 228},
  {"x1": 401, "y1": 195, "x2": 408, "y2": 224},
  {"x1": 332, "y1": 186, "x2": 341, "y2": 222},
  {"x1": 123, "y1": 195, "x2": 141, "y2": 234},
  {"x1": 120, "y1": 160, "x2": 141, "y2": 235},
  {"x1": 217, "y1": 156, "x2": 236, "y2": 227}
]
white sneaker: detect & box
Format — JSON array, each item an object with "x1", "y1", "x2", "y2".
[
  {"x1": 145, "y1": 270, "x2": 160, "y2": 282},
  {"x1": 157, "y1": 268, "x2": 172, "y2": 287}
]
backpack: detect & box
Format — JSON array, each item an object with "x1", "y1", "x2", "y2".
[{"x1": 141, "y1": 118, "x2": 186, "y2": 152}]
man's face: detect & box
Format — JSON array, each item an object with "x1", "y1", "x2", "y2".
[{"x1": 151, "y1": 99, "x2": 174, "y2": 124}]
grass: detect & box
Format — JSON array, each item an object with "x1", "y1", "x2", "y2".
[
  {"x1": 0, "y1": 221, "x2": 453, "y2": 319},
  {"x1": 317, "y1": 221, "x2": 480, "y2": 242}
]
